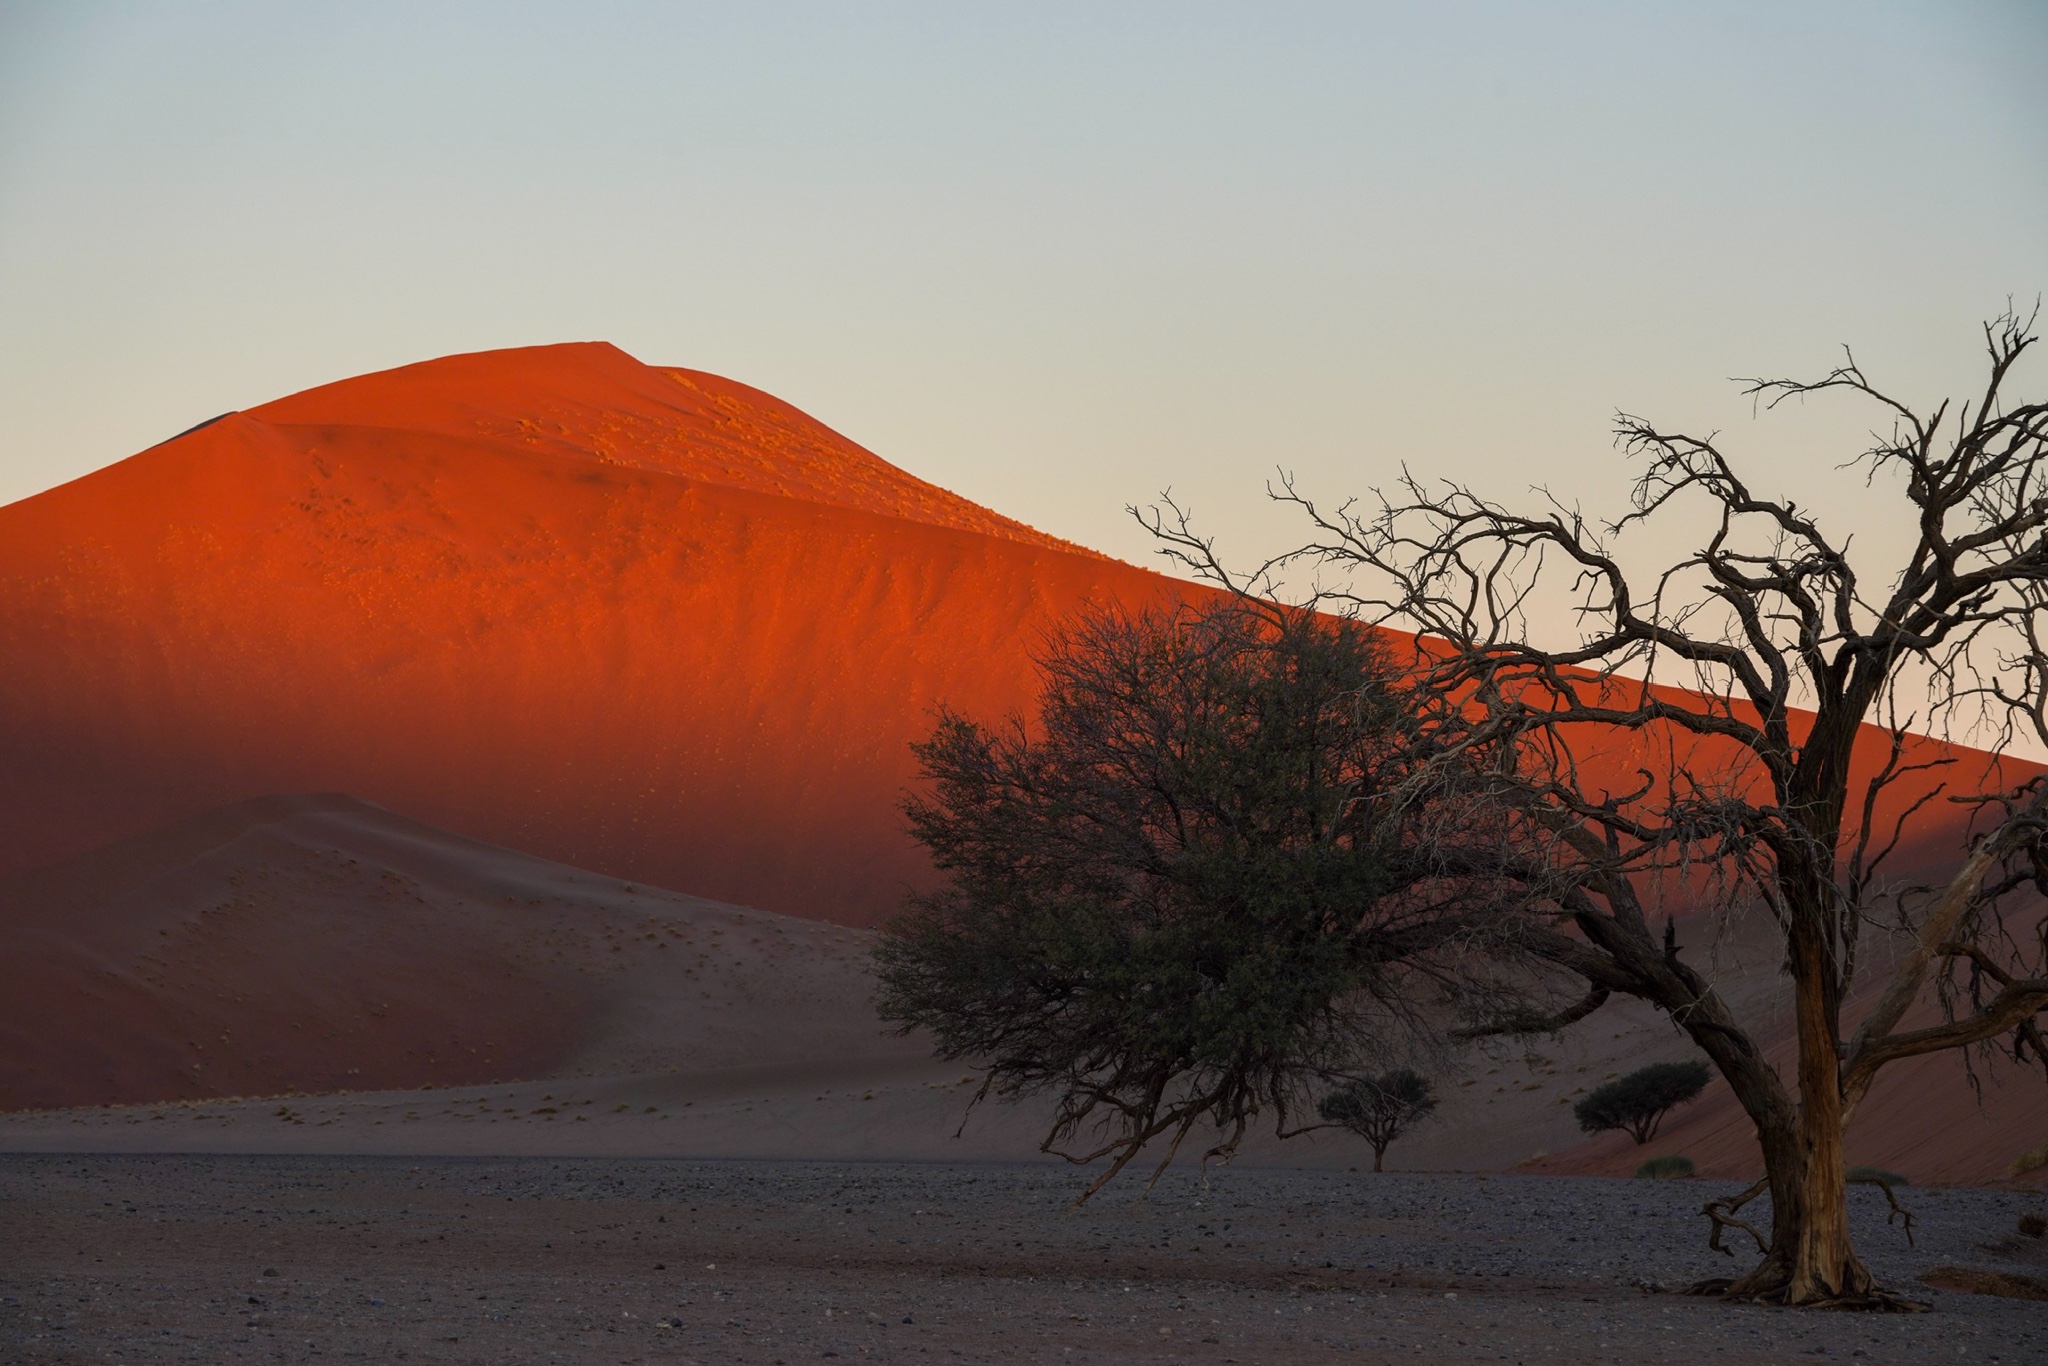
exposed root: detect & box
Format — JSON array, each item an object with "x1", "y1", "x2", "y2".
[
  {"x1": 1781, "y1": 1288, "x2": 1930, "y2": 1313},
  {"x1": 1684, "y1": 1278, "x2": 1929, "y2": 1312},
  {"x1": 1692, "y1": 1175, "x2": 1925, "y2": 1312}
]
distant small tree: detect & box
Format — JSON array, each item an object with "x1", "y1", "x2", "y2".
[
  {"x1": 1574, "y1": 1061, "x2": 1711, "y2": 1144},
  {"x1": 1319, "y1": 1068, "x2": 1437, "y2": 1171}
]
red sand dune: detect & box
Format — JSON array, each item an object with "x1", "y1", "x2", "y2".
[
  {"x1": 3, "y1": 342, "x2": 2042, "y2": 1176},
  {"x1": 0, "y1": 343, "x2": 1185, "y2": 925},
  {"x1": 0, "y1": 340, "x2": 2009, "y2": 925}
]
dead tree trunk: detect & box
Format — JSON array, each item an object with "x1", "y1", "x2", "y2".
[{"x1": 1730, "y1": 934, "x2": 1869, "y2": 1301}]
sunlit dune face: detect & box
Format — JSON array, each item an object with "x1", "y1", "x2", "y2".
[
  {"x1": 0, "y1": 340, "x2": 2008, "y2": 930},
  {"x1": 0, "y1": 342, "x2": 1180, "y2": 925},
  {"x1": 245, "y1": 342, "x2": 1103, "y2": 558}
]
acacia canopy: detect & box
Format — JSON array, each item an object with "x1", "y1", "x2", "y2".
[
  {"x1": 1573, "y1": 1060, "x2": 1711, "y2": 1145},
  {"x1": 874, "y1": 597, "x2": 1506, "y2": 1201},
  {"x1": 1318, "y1": 1068, "x2": 1438, "y2": 1171}
]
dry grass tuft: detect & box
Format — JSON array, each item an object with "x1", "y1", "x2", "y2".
[{"x1": 2005, "y1": 1141, "x2": 2048, "y2": 1178}]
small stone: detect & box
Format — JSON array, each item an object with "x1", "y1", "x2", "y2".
[{"x1": 261, "y1": 1269, "x2": 279, "y2": 1278}]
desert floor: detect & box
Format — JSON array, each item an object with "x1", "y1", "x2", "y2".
[{"x1": 5, "y1": 1156, "x2": 2044, "y2": 1365}]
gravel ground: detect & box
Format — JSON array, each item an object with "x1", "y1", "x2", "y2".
[{"x1": 3, "y1": 1155, "x2": 2044, "y2": 1364}]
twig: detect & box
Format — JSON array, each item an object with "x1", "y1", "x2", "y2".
[
  {"x1": 1848, "y1": 1172, "x2": 1916, "y2": 1248},
  {"x1": 1703, "y1": 1178, "x2": 1770, "y2": 1257}
]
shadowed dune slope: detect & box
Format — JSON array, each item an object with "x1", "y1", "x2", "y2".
[
  {"x1": 7, "y1": 792, "x2": 2041, "y2": 1185},
  {"x1": 0, "y1": 789, "x2": 1807, "y2": 1169},
  {"x1": 0, "y1": 343, "x2": 1185, "y2": 924},
  {"x1": 0, "y1": 793, "x2": 914, "y2": 1111}
]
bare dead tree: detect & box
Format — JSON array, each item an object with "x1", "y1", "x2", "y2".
[{"x1": 1144, "y1": 308, "x2": 2048, "y2": 1306}]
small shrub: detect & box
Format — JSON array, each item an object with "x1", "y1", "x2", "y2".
[
  {"x1": 1573, "y1": 1061, "x2": 1711, "y2": 1144},
  {"x1": 2018, "y1": 1213, "x2": 2046, "y2": 1239},
  {"x1": 2008, "y1": 1141, "x2": 2048, "y2": 1179},
  {"x1": 1847, "y1": 1165, "x2": 1908, "y2": 1187},
  {"x1": 1635, "y1": 1154, "x2": 1696, "y2": 1179}
]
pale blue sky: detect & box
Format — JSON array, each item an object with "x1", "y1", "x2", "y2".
[{"x1": 2, "y1": 1, "x2": 2044, "y2": 568}]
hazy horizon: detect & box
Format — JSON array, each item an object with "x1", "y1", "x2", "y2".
[{"x1": 3, "y1": 1, "x2": 2044, "y2": 580}]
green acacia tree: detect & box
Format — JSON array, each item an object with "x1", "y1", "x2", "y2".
[
  {"x1": 874, "y1": 597, "x2": 1511, "y2": 1203},
  {"x1": 1319, "y1": 1068, "x2": 1437, "y2": 1170},
  {"x1": 1573, "y1": 1061, "x2": 1710, "y2": 1145}
]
